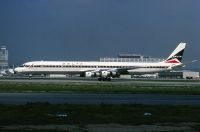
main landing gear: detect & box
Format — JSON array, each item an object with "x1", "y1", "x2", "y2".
[
  {"x1": 28, "y1": 74, "x2": 32, "y2": 80},
  {"x1": 98, "y1": 77, "x2": 111, "y2": 81}
]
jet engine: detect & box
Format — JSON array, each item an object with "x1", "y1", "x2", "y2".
[
  {"x1": 84, "y1": 71, "x2": 120, "y2": 81},
  {"x1": 94, "y1": 72, "x2": 100, "y2": 77},
  {"x1": 85, "y1": 72, "x2": 94, "y2": 77},
  {"x1": 100, "y1": 71, "x2": 110, "y2": 77},
  {"x1": 110, "y1": 71, "x2": 120, "y2": 77}
]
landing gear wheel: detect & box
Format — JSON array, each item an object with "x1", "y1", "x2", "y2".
[
  {"x1": 98, "y1": 77, "x2": 111, "y2": 81},
  {"x1": 107, "y1": 78, "x2": 111, "y2": 81},
  {"x1": 28, "y1": 74, "x2": 32, "y2": 80},
  {"x1": 98, "y1": 78, "x2": 102, "y2": 81},
  {"x1": 102, "y1": 78, "x2": 107, "y2": 81}
]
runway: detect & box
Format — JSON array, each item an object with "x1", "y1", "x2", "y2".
[
  {"x1": 1, "y1": 93, "x2": 200, "y2": 105},
  {"x1": 1, "y1": 77, "x2": 200, "y2": 86}
]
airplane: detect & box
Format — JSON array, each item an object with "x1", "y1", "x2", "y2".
[{"x1": 14, "y1": 42, "x2": 186, "y2": 81}]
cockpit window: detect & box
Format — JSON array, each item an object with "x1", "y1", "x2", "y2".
[{"x1": 19, "y1": 64, "x2": 31, "y2": 67}]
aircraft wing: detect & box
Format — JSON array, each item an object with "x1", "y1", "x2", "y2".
[{"x1": 114, "y1": 66, "x2": 142, "y2": 74}]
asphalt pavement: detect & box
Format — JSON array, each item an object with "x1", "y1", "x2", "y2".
[{"x1": 1, "y1": 93, "x2": 200, "y2": 105}]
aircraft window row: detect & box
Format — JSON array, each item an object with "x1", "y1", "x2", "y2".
[
  {"x1": 34, "y1": 65, "x2": 62, "y2": 68},
  {"x1": 98, "y1": 66, "x2": 130, "y2": 68},
  {"x1": 31, "y1": 65, "x2": 97, "y2": 68},
  {"x1": 22, "y1": 65, "x2": 167, "y2": 69},
  {"x1": 28, "y1": 65, "x2": 131, "y2": 68}
]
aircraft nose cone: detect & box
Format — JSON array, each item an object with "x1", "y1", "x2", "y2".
[{"x1": 13, "y1": 68, "x2": 20, "y2": 74}]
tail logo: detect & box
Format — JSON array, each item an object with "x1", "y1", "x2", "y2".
[{"x1": 165, "y1": 58, "x2": 180, "y2": 63}]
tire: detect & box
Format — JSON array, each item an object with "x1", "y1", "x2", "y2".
[
  {"x1": 102, "y1": 78, "x2": 107, "y2": 81},
  {"x1": 98, "y1": 78, "x2": 102, "y2": 81}
]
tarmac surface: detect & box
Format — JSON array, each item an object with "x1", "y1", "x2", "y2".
[
  {"x1": 0, "y1": 77, "x2": 200, "y2": 86},
  {"x1": 1, "y1": 93, "x2": 200, "y2": 105}
]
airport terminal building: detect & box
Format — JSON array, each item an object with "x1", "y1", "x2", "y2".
[
  {"x1": 100, "y1": 54, "x2": 165, "y2": 63},
  {"x1": 0, "y1": 46, "x2": 8, "y2": 69},
  {"x1": 120, "y1": 71, "x2": 200, "y2": 79},
  {"x1": 158, "y1": 70, "x2": 200, "y2": 79}
]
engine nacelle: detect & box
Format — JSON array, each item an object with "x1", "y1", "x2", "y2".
[
  {"x1": 101, "y1": 71, "x2": 110, "y2": 77},
  {"x1": 110, "y1": 71, "x2": 120, "y2": 77},
  {"x1": 85, "y1": 72, "x2": 94, "y2": 77},
  {"x1": 94, "y1": 72, "x2": 100, "y2": 77},
  {"x1": 85, "y1": 71, "x2": 120, "y2": 78}
]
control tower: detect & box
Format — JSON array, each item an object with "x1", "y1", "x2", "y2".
[{"x1": 0, "y1": 46, "x2": 8, "y2": 69}]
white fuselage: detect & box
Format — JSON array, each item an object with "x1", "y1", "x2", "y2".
[{"x1": 14, "y1": 61, "x2": 180, "y2": 75}]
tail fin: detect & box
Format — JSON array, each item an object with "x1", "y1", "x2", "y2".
[{"x1": 165, "y1": 42, "x2": 186, "y2": 63}]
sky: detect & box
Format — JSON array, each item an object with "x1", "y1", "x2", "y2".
[{"x1": 0, "y1": 0, "x2": 200, "y2": 69}]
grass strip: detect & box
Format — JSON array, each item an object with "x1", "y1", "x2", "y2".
[{"x1": 0, "y1": 82, "x2": 200, "y2": 94}]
